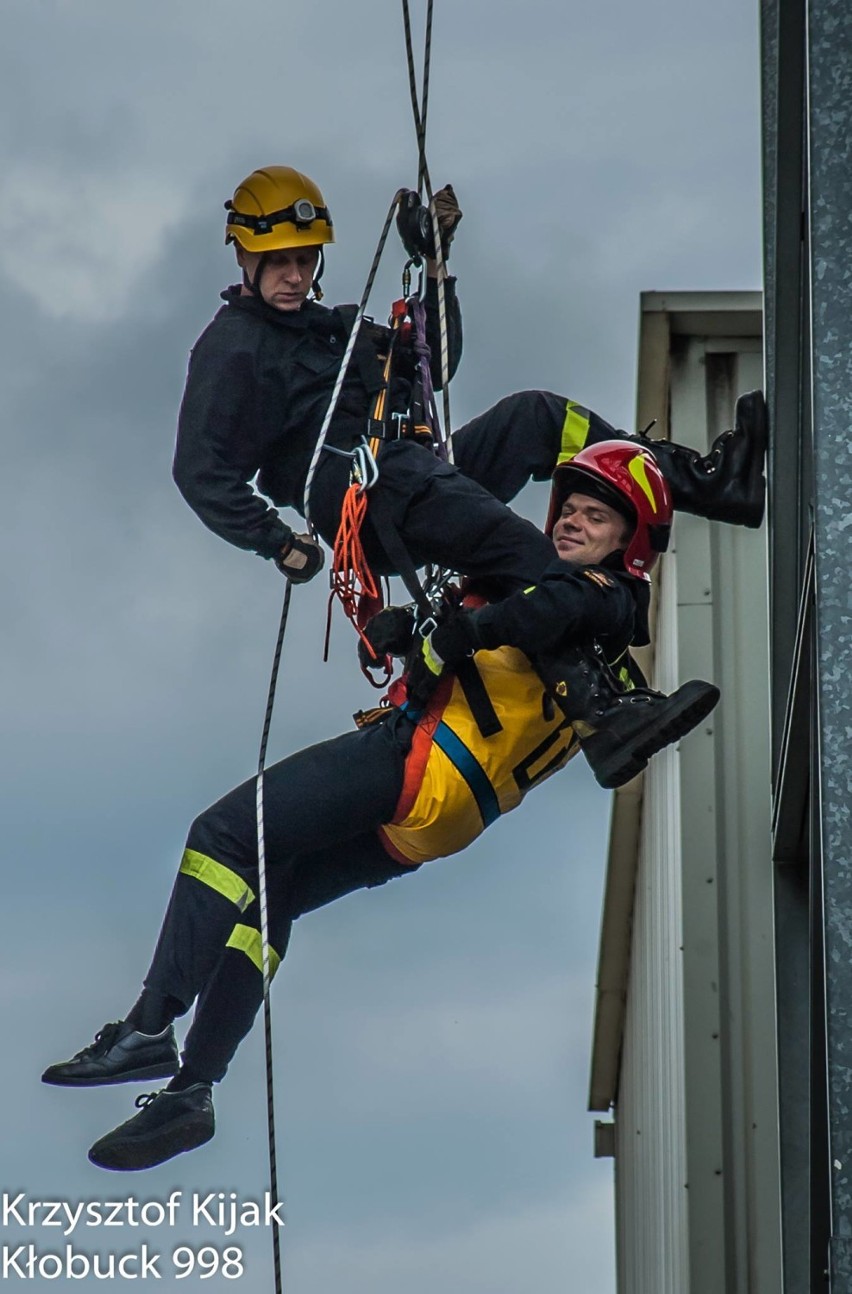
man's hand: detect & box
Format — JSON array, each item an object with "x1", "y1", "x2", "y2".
[
  {"x1": 274, "y1": 532, "x2": 325, "y2": 585},
  {"x1": 428, "y1": 610, "x2": 479, "y2": 665},
  {"x1": 431, "y1": 184, "x2": 463, "y2": 255},
  {"x1": 358, "y1": 606, "x2": 416, "y2": 673},
  {"x1": 404, "y1": 611, "x2": 480, "y2": 710}
]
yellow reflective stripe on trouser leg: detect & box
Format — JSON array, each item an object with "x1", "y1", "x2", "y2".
[
  {"x1": 226, "y1": 924, "x2": 282, "y2": 977},
  {"x1": 555, "y1": 400, "x2": 592, "y2": 466},
  {"x1": 179, "y1": 849, "x2": 255, "y2": 913}
]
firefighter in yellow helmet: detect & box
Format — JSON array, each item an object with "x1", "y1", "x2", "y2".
[
  {"x1": 224, "y1": 166, "x2": 335, "y2": 300},
  {"x1": 173, "y1": 163, "x2": 767, "y2": 591},
  {"x1": 172, "y1": 163, "x2": 766, "y2": 798},
  {"x1": 44, "y1": 444, "x2": 719, "y2": 1170}
]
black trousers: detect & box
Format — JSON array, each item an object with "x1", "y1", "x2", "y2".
[
  {"x1": 309, "y1": 390, "x2": 620, "y2": 594},
  {"x1": 143, "y1": 714, "x2": 418, "y2": 1082}
]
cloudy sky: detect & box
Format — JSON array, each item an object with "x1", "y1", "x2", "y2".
[{"x1": 2, "y1": 1, "x2": 762, "y2": 1289}]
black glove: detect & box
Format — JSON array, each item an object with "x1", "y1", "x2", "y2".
[
  {"x1": 274, "y1": 532, "x2": 325, "y2": 585},
  {"x1": 430, "y1": 183, "x2": 462, "y2": 257},
  {"x1": 358, "y1": 606, "x2": 416, "y2": 673},
  {"x1": 404, "y1": 632, "x2": 447, "y2": 712},
  {"x1": 396, "y1": 185, "x2": 463, "y2": 262},
  {"x1": 428, "y1": 609, "x2": 480, "y2": 665},
  {"x1": 404, "y1": 611, "x2": 480, "y2": 711}
]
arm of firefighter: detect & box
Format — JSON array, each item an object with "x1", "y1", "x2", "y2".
[
  {"x1": 173, "y1": 335, "x2": 294, "y2": 560},
  {"x1": 422, "y1": 274, "x2": 463, "y2": 388},
  {"x1": 466, "y1": 560, "x2": 636, "y2": 656}
]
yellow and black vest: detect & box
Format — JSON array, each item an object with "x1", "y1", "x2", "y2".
[{"x1": 379, "y1": 644, "x2": 580, "y2": 866}]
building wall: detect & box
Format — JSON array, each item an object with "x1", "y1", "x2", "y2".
[
  {"x1": 615, "y1": 559, "x2": 689, "y2": 1294},
  {"x1": 602, "y1": 305, "x2": 779, "y2": 1292}
]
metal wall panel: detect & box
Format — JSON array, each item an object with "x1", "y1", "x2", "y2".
[
  {"x1": 609, "y1": 318, "x2": 778, "y2": 1292},
  {"x1": 615, "y1": 554, "x2": 689, "y2": 1294}
]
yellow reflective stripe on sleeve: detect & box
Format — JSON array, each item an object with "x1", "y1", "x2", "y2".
[
  {"x1": 179, "y1": 849, "x2": 255, "y2": 913},
  {"x1": 422, "y1": 637, "x2": 444, "y2": 675},
  {"x1": 555, "y1": 401, "x2": 592, "y2": 466},
  {"x1": 226, "y1": 924, "x2": 282, "y2": 977}
]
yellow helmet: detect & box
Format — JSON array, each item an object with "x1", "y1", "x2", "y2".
[{"x1": 224, "y1": 166, "x2": 335, "y2": 252}]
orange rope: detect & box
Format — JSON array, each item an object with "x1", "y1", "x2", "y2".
[{"x1": 324, "y1": 483, "x2": 389, "y2": 681}]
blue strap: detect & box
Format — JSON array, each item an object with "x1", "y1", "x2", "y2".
[
  {"x1": 432, "y1": 722, "x2": 502, "y2": 828},
  {"x1": 400, "y1": 701, "x2": 501, "y2": 829}
]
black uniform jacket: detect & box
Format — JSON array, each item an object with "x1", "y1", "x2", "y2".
[
  {"x1": 173, "y1": 278, "x2": 462, "y2": 560},
  {"x1": 470, "y1": 552, "x2": 651, "y2": 682}
]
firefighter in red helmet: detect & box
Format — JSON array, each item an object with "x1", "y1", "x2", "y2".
[{"x1": 44, "y1": 443, "x2": 718, "y2": 1172}]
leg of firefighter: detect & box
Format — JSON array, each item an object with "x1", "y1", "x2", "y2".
[
  {"x1": 177, "y1": 835, "x2": 417, "y2": 1090},
  {"x1": 450, "y1": 389, "x2": 768, "y2": 527},
  {"x1": 45, "y1": 725, "x2": 410, "y2": 1087},
  {"x1": 84, "y1": 720, "x2": 412, "y2": 1169}
]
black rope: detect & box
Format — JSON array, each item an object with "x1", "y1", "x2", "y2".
[
  {"x1": 420, "y1": 1, "x2": 433, "y2": 194},
  {"x1": 254, "y1": 579, "x2": 293, "y2": 1294},
  {"x1": 401, "y1": 0, "x2": 452, "y2": 458}
]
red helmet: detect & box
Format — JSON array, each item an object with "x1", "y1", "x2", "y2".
[{"x1": 546, "y1": 440, "x2": 672, "y2": 581}]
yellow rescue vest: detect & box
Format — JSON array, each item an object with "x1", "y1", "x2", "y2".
[{"x1": 379, "y1": 645, "x2": 580, "y2": 866}]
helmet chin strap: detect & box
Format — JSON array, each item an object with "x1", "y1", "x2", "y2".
[
  {"x1": 242, "y1": 247, "x2": 324, "y2": 305},
  {"x1": 244, "y1": 252, "x2": 268, "y2": 296},
  {"x1": 310, "y1": 247, "x2": 325, "y2": 302}
]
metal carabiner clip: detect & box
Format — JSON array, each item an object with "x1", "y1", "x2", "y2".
[{"x1": 351, "y1": 439, "x2": 380, "y2": 492}]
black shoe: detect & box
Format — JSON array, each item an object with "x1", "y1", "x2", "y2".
[
  {"x1": 88, "y1": 1084, "x2": 214, "y2": 1171},
  {"x1": 642, "y1": 390, "x2": 768, "y2": 528},
  {"x1": 578, "y1": 678, "x2": 721, "y2": 789},
  {"x1": 41, "y1": 1021, "x2": 179, "y2": 1087}
]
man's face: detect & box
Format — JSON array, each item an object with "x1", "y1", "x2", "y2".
[
  {"x1": 237, "y1": 245, "x2": 321, "y2": 311},
  {"x1": 552, "y1": 491, "x2": 632, "y2": 566}
]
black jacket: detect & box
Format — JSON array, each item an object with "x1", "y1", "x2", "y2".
[
  {"x1": 173, "y1": 279, "x2": 462, "y2": 560},
  {"x1": 471, "y1": 553, "x2": 650, "y2": 678}
]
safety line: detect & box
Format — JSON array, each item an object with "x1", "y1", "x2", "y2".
[
  {"x1": 261, "y1": 18, "x2": 449, "y2": 1291},
  {"x1": 401, "y1": 0, "x2": 453, "y2": 461},
  {"x1": 254, "y1": 579, "x2": 293, "y2": 1294}
]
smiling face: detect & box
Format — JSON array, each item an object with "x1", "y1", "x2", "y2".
[
  {"x1": 236, "y1": 245, "x2": 321, "y2": 311},
  {"x1": 552, "y1": 491, "x2": 633, "y2": 566}
]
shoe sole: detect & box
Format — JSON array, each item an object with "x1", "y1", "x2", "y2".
[
  {"x1": 734, "y1": 390, "x2": 769, "y2": 528},
  {"x1": 42, "y1": 1060, "x2": 179, "y2": 1088},
  {"x1": 88, "y1": 1115, "x2": 214, "y2": 1172},
  {"x1": 593, "y1": 682, "x2": 721, "y2": 789}
]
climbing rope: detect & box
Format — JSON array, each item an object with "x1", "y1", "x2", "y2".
[
  {"x1": 401, "y1": 0, "x2": 453, "y2": 460},
  {"x1": 255, "y1": 13, "x2": 452, "y2": 1291},
  {"x1": 254, "y1": 581, "x2": 293, "y2": 1294}
]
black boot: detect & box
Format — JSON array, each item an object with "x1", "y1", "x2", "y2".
[
  {"x1": 88, "y1": 1083, "x2": 214, "y2": 1171},
  {"x1": 642, "y1": 390, "x2": 768, "y2": 528},
  {"x1": 41, "y1": 1020, "x2": 179, "y2": 1087},
  {"x1": 548, "y1": 650, "x2": 720, "y2": 789}
]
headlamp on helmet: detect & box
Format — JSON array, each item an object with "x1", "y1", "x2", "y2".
[{"x1": 224, "y1": 166, "x2": 335, "y2": 252}]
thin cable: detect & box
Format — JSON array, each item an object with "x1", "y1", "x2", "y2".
[
  {"x1": 402, "y1": 0, "x2": 433, "y2": 194},
  {"x1": 303, "y1": 192, "x2": 403, "y2": 533},
  {"x1": 419, "y1": 1, "x2": 433, "y2": 194},
  {"x1": 254, "y1": 579, "x2": 293, "y2": 1294},
  {"x1": 401, "y1": 0, "x2": 453, "y2": 460}
]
